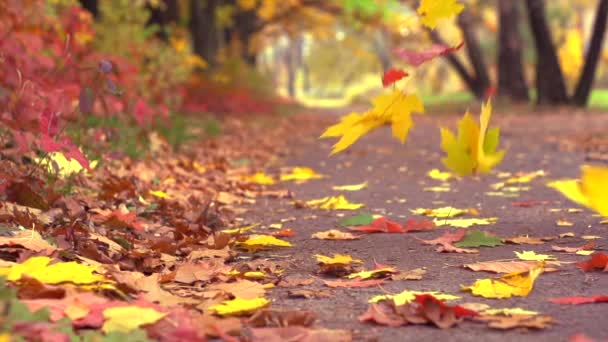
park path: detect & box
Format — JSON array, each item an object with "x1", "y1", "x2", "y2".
[{"x1": 239, "y1": 108, "x2": 608, "y2": 341}]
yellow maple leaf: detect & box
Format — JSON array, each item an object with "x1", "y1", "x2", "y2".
[
  {"x1": 433, "y1": 217, "x2": 497, "y2": 228},
  {"x1": 237, "y1": 235, "x2": 292, "y2": 252},
  {"x1": 102, "y1": 306, "x2": 166, "y2": 333},
  {"x1": 462, "y1": 264, "x2": 544, "y2": 299},
  {"x1": 0, "y1": 256, "x2": 108, "y2": 285},
  {"x1": 36, "y1": 152, "x2": 98, "y2": 178},
  {"x1": 412, "y1": 206, "x2": 477, "y2": 218},
  {"x1": 315, "y1": 254, "x2": 362, "y2": 265},
  {"x1": 515, "y1": 251, "x2": 556, "y2": 261},
  {"x1": 331, "y1": 181, "x2": 368, "y2": 191},
  {"x1": 244, "y1": 172, "x2": 275, "y2": 185},
  {"x1": 427, "y1": 169, "x2": 454, "y2": 181},
  {"x1": 417, "y1": 0, "x2": 465, "y2": 29},
  {"x1": 548, "y1": 165, "x2": 608, "y2": 217},
  {"x1": 306, "y1": 195, "x2": 364, "y2": 210},
  {"x1": 321, "y1": 91, "x2": 424, "y2": 154},
  {"x1": 280, "y1": 167, "x2": 324, "y2": 182},
  {"x1": 210, "y1": 297, "x2": 269, "y2": 316},
  {"x1": 347, "y1": 267, "x2": 397, "y2": 280},
  {"x1": 440, "y1": 100, "x2": 505, "y2": 176},
  {"x1": 370, "y1": 290, "x2": 460, "y2": 306}
]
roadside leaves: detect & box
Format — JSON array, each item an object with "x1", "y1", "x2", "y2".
[
  {"x1": 305, "y1": 195, "x2": 364, "y2": 210},
  {"x1": 280, "y1": 167, "x2": 324, "y2": 182},
  {"x1": 440, "y1": 100, "x2": 505, "y2": 176},
  {"x1": 323, "y1": 278, "x2": 386, "y2": 288},
  {"x1": 473, "y1": 312, "x2": 553, "y2": 330},
  {"x1": 245, "y1": 172, "x2": 275, "y2": 185},
  {"x1": 576, "y1": 253, "x2": 608, "y2": 272},
  {"x1": 311, "y1": 229, "x2": 359, "y2": 240},
  {"x1": 433, "y1": 217, "x2": 497, "y2": 228},
  {"x1": 102, "y1": 306, "x2": 166, "y2": 333},
  {"x1": 331, "y1": 181, "x2": 368, "y2": 191},
  {"x1": 548, "y1": 165, "x2": 608, "y2": 216},
  {"x1": 454, "y1": 230, "x2": 503, "y2": 248},
  {"x1": 210, "y1": 297, "x2": 270, "y2": 317},
  {"x1": 348, "y1": 217, "x2": 405, "y2": 233},
  {"x1": 236, "y1": 235, "x2": 292, "y2": 252},
  {"x1": 413, "y1": 206, "x2": 478, "y2": 218},
  {"x1": 462, "y1": 264, "x2": 544, "y2": 299},
  {"x1": 515, "y1": 251, "x2": 556, "y2": 261},
  {"x1": 0, "y1": 256, "x2": 109, "y2": 285},
  {"x1": 464, "y1": 261, "x2": 555, "y2": 274},
  {"x1": 346, "y1": 266, "x2": 398, "y2": 280},
  {"x1": 551, "y1": 241, "x2": 595, "y2": 255},
  {"x1": 370, "y1": 290, "x2": 460, "y2": 305},
  {"x1": 422, "y1": 229, "x2": 478, "y2": 253},
  {"x1": 427, "y1": 169, "x2": 454, "y2": 181},
  {"x1": 315, "y1": 254, "x2": 362, "y2": 275},
  {"x1": 550, "y1": 295, "x2": 608, "y2": 305}
]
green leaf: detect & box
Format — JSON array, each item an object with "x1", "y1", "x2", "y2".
[
  {"x1": 339, "y1": 213, "x2": 374, "y2": 226},
  {"x1": 454, "y1": 230, "x2": 503, "y2": 248}
]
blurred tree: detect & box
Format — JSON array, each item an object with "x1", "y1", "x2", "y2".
[
  {"x1": 79, "y1": 0, "x2": 99, "y2": 17},
  {"x1": 190, "y1": 0, "x2": 221, "y2": 66},
  {"x1": 497, "y1": 1, "x2": 529, "y2": 102},
  {"x1": 147, "y1": 0, "x2": 181, "y2": 40}
]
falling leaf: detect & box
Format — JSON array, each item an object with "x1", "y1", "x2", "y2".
[
  {"x1": 395, "y1": 43, "x2": 464, "y2": 67},
  {"x1": 370, "y1": 290, "x2": 460, "y2": 306},
  {"x1": 339, "y1": 213, "x2": 374, "y2": 226},
  {"x1": 382, "y1": 68, "x2": 408, "y2": 87},
  {"x1": 454, "y1": 230, "x2": 503, "y2": 248},
  {"x1": 462, "y1": 264, "x2": 544, "y2": 299},
  {"x1": 311, "y1": 229, "x2": 359, "y2": 240},
  {"x1": 550, "y1": 295, "x2": 608, "y2": 305},
  {"x1": 551, "y1": 241, "x2": 595, "y2": 254},
  {"x1": 433, "y1": 217, "x2": 497, "y2": 228},
  {"x1": 305, "y1": 195, "x2": 364, "y2": 210},
  {"x1": 331, "y1": 181, "x2": 368, "y2": 191},
  {"x1": 427, "y1": 169, "x2": 454, "y2": 181},
  {"x1": 440, "y1": 100, "x2": 505, "y2": 176},
  {"x1": 237, "y1": 235, "x2": 292, "y2": 252},
  {"x1": 0, "y1": 256, "x2": 109, "y2": 285},
  {"x1": 547, "y1": 165, "x2": 608, "y2": 217},
  {"x1": 102, "y1": 306, "x2": 166, "y2": 333},
  {"x1": 210, "y1": 297, "x2": 269, "y2": 317},
  {"x1": 417, "y1": 0, "x2": 465, "y2": 28},
  {"x1": 576, "y1": 253, "x2": 608, "y2": 272},
  {"x1": 323, "y1": 278, "x2": 386, "y2": 288},
  {"x1": 280, "y1": 167, "x2": 324, "y2": 182},
  {"x1": 412, "y1": 206, "x2": 477, "y2": 218},
  {"x1": 348, "y1": 217, "x2": 405, "y2": 234},
  {"x1": 515, "y1": 251, "x2": 556, "y2": 261},
  {"x1": 320, "y1": 91, "x2": 424, "y2": 154},
  {"x1": 464, "y1": 261, "x2": 556, "y2": 274},
  {"x1": 149, "y1": 190, "x2": 171, "y2": 199},
  {"x1": 244, "y1": 172, "x2": 275, "y2": 185}
]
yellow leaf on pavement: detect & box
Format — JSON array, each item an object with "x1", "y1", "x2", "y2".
[
  {"x1": 306, "y1": 195, "x2": 364, "y2": 210},
  {"x1": 245, "y1": 172, "x2": 275, "y2": 185},
  {"x1": 370, "y1": 290, "x2": 460, "y2": 306},
  {"x1": 433, "y1": 217, "x2": 497, "y2": 228},
  {"x1": 483, "y1": 308, "x2": 539, "y2": 316},
  {"x1": 515, "y1": 251, "x2": 556, "y2": 261},
  {"x1": 418, "y1": 0, "x2": 465, "y2": 28},
  {"x1": 462, "y1": 264, "x2": 543, "y2": 299},
  {"x1": 237, "y1": 235, "x2": 292, "y2": 252},
  {"x1": 315, "y1": 254, "x2": 362, "y2": 265},
  {"x1": 221, "y1": 223, "x2": 259, "y2": 234},
  {"x1": 427, "y1": 169, "x2": 454, "y2": 181},
  {"x1": 332, "y1": 181, "x2": 368, "y2": 191},
  {"x1": 412, "y1": 206, "x2": 478, "y2": 218},
  {"x1": 347, "y1": 267, "x2": 398, "y2": 280},
  {"x1": 0, "y1": 256, "x2": 108, "y2": 285},
  {"x1": 102, "y1": 306, "x2": 167, "y2": 333},
  {"x1": 311, "y1": 229, "x2": 359, "y2": 240},
  {"x1": 280, "y1": 167, "x2": 324, "y2": 182},
  {"x1": 209, "y1": 297, "x2": 269, "y2": 317}
]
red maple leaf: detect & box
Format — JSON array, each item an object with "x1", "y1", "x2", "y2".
[
  {"x1": 403, "y1": 219, "x2": 435, "y2": 232},
  {"x1": 349, "y1": 217, "x2": 405, "y2": 234},
  {"x1": 550, "y1": 295, "x2": 608, "y2": 305},
  {"x1": 381, "y1": 68, "x2": 409, "y2": 87},
  {"x1": 576, "y1": 253, "x2": 608, "y2": 272},
  {"x1": 394, "y1": 42, "x2": 464, "y2": 67}
]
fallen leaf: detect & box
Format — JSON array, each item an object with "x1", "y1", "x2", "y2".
[
  {"x1": 412, "y1": 206, "x2": 477, "y2": 218},
  {"x1": 305, "y1": 195, "x2": 364, "y2": 210},
  {"x1": 249, "y1": 327, "x2": 351, "y2": 342},
  {"x1": 323, "y1": 278, "x2": 386, "y2": 288},
  {"x1": 338, "y1": 213, "x2": 374, "y2": 226},
  {"x1": 348, "y1": 217, "x2": 405, "y2": 233},
  {"x1": 403, "y1": 219, "x2": 436, "y2": 232},
  {"x1": 149, "y1": 190, "x2": 171, "y2": 199},
  {"x1": 331, "y1": 181, "x2": 368, "y2": 191},
  {"x1": 0, "y1": 230, "x2": 56, "y2": 254},
  {"x1": 311, "y1": 229, "x2": 359, "y2": 240},
  {"x1": 511, "y1": 200, "x2": 549, "y2": 208},
  {"x1": 464, "y1": 260, "x2": 556, "y2": 274},
  {"x1": 552, "y1": 241, "x2": 595, "y2": 254},
  {"x1": 287, "y1": 289, "x2": 333, "y2": 299},
  {"x1": 315, "y1": 254, "x2": 362, "y2": 265},
  {"x1": 474, "y1": 313, "x2": 553, "y2": 330},
  {"x1": 483, "y1": 308, "x2": 539, "y2": 316},
  {"x1": 245, "y1": 172, "x2": 275, "y2": 185},
  {"x1": 237, "y1": 235, "x2": 292, "y2": 252},
  {"x1": 248, "y1": 309, "x2": 316, "y2": 327},
  {"x1": 391, "y1": 268, "x2": 427, "y2": 281},
  {"x1": 0, "y1": 256, "x2": 109, "y2": 285},
  {"x1": 207, "y1": 280, "x2": 266, "y2": 299},
  {"x1": 576, "y1": 253, "x2": 608, "y2": 272},
  {"x1": 421, "y1": 229, "x2": 478, "y2": 253},
  {"x1": 280, "y1": 167, "x2": 323, "y2": 182},
  {"x1": 427, "y1": 169, "x2": 454, "y2": 181},
  {"x1": 102, "y1": 306, "x2": 166, "y2": 333},
  {"x1": 550, "y1": 295, "x2": 608, "y2": 305},
  {"x1": 271, "y1": 229, "x2": 294, "y2": 237},
  {"x1": 556, "y1": 219, "x2": 574, "y2": 227},
  {"x1": 433, "y1": 217, "x2": 497, "y2": 228},
  {"x1": 209, "y1": 297, "x2": 269, "y2": 317},
  {"x1": 454, "y1": 230, "x2": 503, "y2": 248},
  {"x1": 515, "y1": 251, "x2": 556, "y2": 261},
  {"x1": 370, "y1": 290, "x2": 460, "y2": 305},
  {"x1": 424, "y1": 186, "x2": 451, "y2": 192},
  {"x1": 503, "y1": 235, "x2": 549, "y2": 245},
  {"x1": 346, "y1": 267, "x2": 398, "y2": 280},
  {"x1": 462, "y1": 264, "x2": 544, "y2": 299}
]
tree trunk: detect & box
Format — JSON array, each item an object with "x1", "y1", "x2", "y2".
[
  {"x1": 78, "y1": 0, "x2": 99, "y2": 18},
  {"x1": 190, "y1": 0, "x2": 220, "y2": 66},
  {"x1": 497, "y1": 1, "x2": 529, "y2": 101},
  {"x1": 233, "y1": 10, "x2": 259, "y2": 65},
  {"x1": 525, "y1": 0, "x2": 569, "y2": 105},
  {"x1": 572, "y1": 0, "x2": 608, "y2": 106},
  {"x1": 457, "y1": 9, "x2": 491, "y2": 98}
]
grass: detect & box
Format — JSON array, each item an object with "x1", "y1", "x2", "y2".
[{"x1": 589, "y1": 89, "x2": 608, "y2": 109}]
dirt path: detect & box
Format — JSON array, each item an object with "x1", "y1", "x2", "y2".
[{"x1": 240, "y1": 110, "x2": 608, "y2": 341}]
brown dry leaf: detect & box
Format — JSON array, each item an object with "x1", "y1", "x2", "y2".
[
  {"x1": 474, "y1": 313, "x2": 553, "y2": 330},
  {"x1": 391, "y1": 268, "x2": 427, "y2": 281},
  {"x1": 111, "y1": 271, "x2": 198, "y2": 306},
  {"x1": 206, "y1": 280, "x2": 266, "y2": 299},
  {"x1": 0, "y1": 202, "x2": 53, "y2": 225},
  {"x1": 551, "y1": 241, "x2": 596, "y2": 254},
  {"x1": 0, "y1": 230, "x2": 56, "y2": 254},
  {"x1": 248, "y1": 309, "x2": 316, "y2": 327},
  {"x1": 503, "y1": 235, "x2": 552, "y2": 245},
  {"x1": 287, "y1": 289, "x2": 333, "y2": 299},
  {"x1": 464, "y1": 261, "x2": 559, "y2": 274},
  {"x1": 187, "y1": 247, "x2": 232, "y2": 261},
  {"x1": 216, "y1": 192, "x2": 255, "y2": 205},
  {"x1": 249, "y1": 327, "x2": 351, "y2": 342},
  {"x1": 311, "y1": 229, "x2": 359, "y2": 240},
  {"x1": 172, "y1": 261, "x2": 230, "y2": 284}
]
